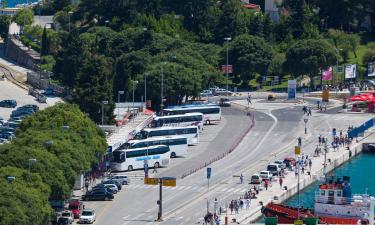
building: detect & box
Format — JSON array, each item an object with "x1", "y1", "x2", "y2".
[
  {"x1": 265, "y1": 0, "x2": 282, "y2": 22},
  {"x1": 0, "y1": 8, "x2": 21, "y2": 16}
]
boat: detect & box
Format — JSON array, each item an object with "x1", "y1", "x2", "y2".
[{"x1": 261, "y1": 176, "x2": 375, "y2": 224}]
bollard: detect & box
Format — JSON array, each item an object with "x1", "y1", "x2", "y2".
[{"x1": 225, "y1": 216, "x2": 228, "y2": 225}]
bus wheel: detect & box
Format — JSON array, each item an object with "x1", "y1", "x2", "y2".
[
  {"x1": 171, "y1": 152, "x2": 176, "y2": 158},
  {"x1": 154, "y1": 162, "x2": 160, "y2": 168},
  {"x1": 128, "y1": 165, "x2": 133, "y2": 172}
]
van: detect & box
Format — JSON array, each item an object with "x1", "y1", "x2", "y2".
[{"x1": 267, "y1": 163, "x2": 280, "y2": 176}]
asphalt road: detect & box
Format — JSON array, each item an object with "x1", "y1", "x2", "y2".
[{"x1": 80, "y1": 98, "x2": 372, "y2": 225}]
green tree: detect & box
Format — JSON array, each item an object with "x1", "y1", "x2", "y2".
[
  {"x1": 227, "y1": 34, "x2": 273, "y2": 85},
  {"x1": 249, "y1": 14, "x2": 264, "y2": 37},
  {"x1": 284, "y1": 39, "x2": 337, "y2": 88},
  {"x1": 52, "y1": 0, "x2": 71, "y2": 11},
  {"x1": 12, "y1": 8, "x2": 34, "y2": 30},
  {"x1": 41, "y1": 26, "x2": 48, "y2": 56},
  {"x1": 363, "y1": 47, "x2": 375, "y2": 66},
  {"x1": 0, "y1": 15, "x2": 10, "y2": 39},
  {"x1": 347, "y1": 34, "x2": 360, "y2": 58}
]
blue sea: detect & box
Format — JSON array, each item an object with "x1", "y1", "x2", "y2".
[
  {"x1": 5, "y1": 0, "x2": 38, "y2": 7},
  {"x1": 285, "y1": 153, "x2": 375, "y2": 208}
]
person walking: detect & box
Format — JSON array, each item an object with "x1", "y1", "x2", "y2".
[
  {"x1": 229, "y1": 201, "x2": 234, "y2": 215},
  {"x1": 264, "y1": 179, "x2": 269, "y2": 191},
  {"x1": 213, "y1": 198, "x2": 219, "y2": 216},
  {"x1": 240, "y1": 173, "x2": 244, "y2": 184},
  {"x1": 308, "y1": 107, "x2": 312, "y2": 116},
  {"x1": 247, "y1": 93, "x2": 252, "y2": 105},
  {"x1": 309, "y1": 159, "x2": 312, "y2": 171},
  {"x1": 246, "y1": 198, "x2": 251, "y2": 209},
  {"x1": 279, "y1": 177, "x2": 283, "y2": 188},
  {"x1": 234, "y1": 200, "x2": 239, "y2": 214},
  {"x1": 318, "y1": 135, "x2": 322, "y2": 145},
  {"x1": 85, "y1": 179, "x2": 90, "y2": 192}
]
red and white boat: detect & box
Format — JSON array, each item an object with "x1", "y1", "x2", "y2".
[{"x1": 262, "y1": 176, "x2": 375, "y2": 224}]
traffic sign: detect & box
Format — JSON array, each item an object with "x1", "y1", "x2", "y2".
[
  {"x1": 207, "y1": 167, "x2": 211, "y2": 179},
  {"x1": 144, "y1": 178, "x2": 159, "y2": 185},
  {"x1": 162, "y1": 177, "x2": 176, "y2": 187},
  {"x1": 295, "y1": 146, "x2": 301, "y2": 155}
]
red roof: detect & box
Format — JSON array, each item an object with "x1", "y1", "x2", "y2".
[{"x1": 243, "y1": 3, "x2": 260, "y2": 9}]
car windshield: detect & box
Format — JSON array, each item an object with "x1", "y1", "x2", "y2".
[
  {"x1": 61, "y1": 212, "x2": 71, "y2": 217},
  {"x1": 68, "y1": 205, "x2": 78, "y2": 210},
  {"x1": 82, "y1": 211, "x2": 93, "y2": 216},
  {"x1": 58, "y1": 217, "x2": 69, "y2": 222}
]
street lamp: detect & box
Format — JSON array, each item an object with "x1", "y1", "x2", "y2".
[
  {"x1": 303, "y1": 118, "x2": 308, "y2": 134},
  {"x1": 205, "y1": 198, "x2": 210, "y2": 214},
  {"x1": 224, "y1": 37, "x2": 232, "y2": 94},
  {"x1": 101, "y1": 100, "x2": 108, "y2": 125},
  {"x1": 144, "y1": 72, "x2": 149, "y2": 107},
  {"x1": 160, "y1": 62, "x2": 167, "y2": 111},
  {"x1": 28, "y1": 158, "x2": 37, "y2": 172},
  {"x1": 335, "y1": 48, "x2": 343, "y2": 86},
  {"x1": 68, "y1": 11, "x2": 73, "y2": 32},
  {"x1": 132, "y1": 81, "x2": 139, "y2": 120},
  {"x1": 117, "y1": 91, "x2": 124, "y2": 121}
]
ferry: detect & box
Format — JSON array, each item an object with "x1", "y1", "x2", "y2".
[{"x1": 262, "y1": 176, "x2": 375, "y2": 224}]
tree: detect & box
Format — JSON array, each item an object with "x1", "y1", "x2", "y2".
[
  {"x1": 249, "y1": 14, "x2": 264, "y2": 37},
  {"x1": 263, "y1": 14, "x2": 274, "y2": 41},
  {"x1": 347, "y1": 34, "x2": 360, "y2": 58},
  {"x1": 41, "y1": 26, "x2": 48, "y2": 56},
  {"x1": 284, "y1": 39, "x2": 337, "y2": 88},
  {"x1": 227, "y1": 34, "x2": 273, "y2": 85},
  {"x1": 52, "y1": 0, "x2": 71, "y2": 11},
  {"x1": 363, "y1": 47, "x2": 375, "y2": 66},
  {"x1": 12, "y1": 8, "x2": 34, "y2": 30},
  {"x1": 0, "y1": 15, "x2": 10, "y2": 39}
]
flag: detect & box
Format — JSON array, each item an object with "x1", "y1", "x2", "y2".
[{"x1": 322, "y1": 66, "x2": 333, "y2": 81}]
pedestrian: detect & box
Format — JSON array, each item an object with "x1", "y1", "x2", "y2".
[
  {"x1": 229, "y1": 201, "x2": 234, "y2": 215},
  {"x1": 309, "y1": 159, "x2": 312, "y2": 171},
  {"x1": 234, "y1": 200, "x2": 239, "y2": 214},
  {"x1": 246, "y1": 198, "x2": 251, "y2": 209},
  {"x1": 318, "y1": 135, "x2": 322, "y2": 145},
  {"x1": 308, "y1": 107, "x2": 312, "y2": 116},
  {"x1": 297, "y1": 137, "x2": 302, "y2": 146},
  {"x1": 247, "y1": 93, "x2": 252, "y2": 105},
  {"x1": 240, "y1": 173, "x2": 244, "y2": 184},
  {"x1": 279, "y1": 177, "x2": 283, "y2": 188},
  {"x1": 239, "y1": 199, "x2": 244, "y2": 209},
  {"x1": 264, "y1": 179, "x2": 269, "y2": 191},
  {"x1": 301, "y1": 166, "x2": 305, "y2": 174},
  {"x1": 85, "y1": 179, "x2": 90, "y2": 192},
  {"x1": 302, "y1": 106, "x2": 307, "y2": 114},
  {"x1": 213, "y1": 198, "x2": 219, "y2": 216}
]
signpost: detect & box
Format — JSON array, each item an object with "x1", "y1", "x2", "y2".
[
  {"x1": 304, "y1": 118, "x2": 308, "y2": 134},
  {"x1": 221, "y1": 65, "x2": 233, "y2": 74},
  {"x1": 144, "y1": 177, "x2": 177, "y2": 221},
  {"x1": 144, "y1": 160, "x2": 149, "y2": 178},
  {"x1": 295, "y1": 146, "x2": 301, "y2": 155}
]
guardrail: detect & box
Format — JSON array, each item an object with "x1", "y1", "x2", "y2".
[{"x1": 181, "y1": 104, "x2": 255, "y2": 179}]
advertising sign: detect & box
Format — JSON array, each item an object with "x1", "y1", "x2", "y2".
[
  {"x1": 144, "y1": 178, "x2": 159, "y2": 185},
  {"x1": 368, "y1": 62, "x2": 375, "y2": 77},
  {"x1": 221, "y1": 65, "x2": 233, "y2": 73},
  {"x1": 322, "y1": 66, "x2": 333, "y2": 81},
  {"x1": 287, "y1": 80, "x2": 297, "y2": 100},
  {"x1": 295, "y1": 146, "x2": 301, "y2": 155},
  {"x1": 344, "y1": 64, "x2": 357, "y2": 79},
  {"x1": 162, "y1": 177, "x2": 176, "y2": 187}
]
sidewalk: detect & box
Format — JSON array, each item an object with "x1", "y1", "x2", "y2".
[{"x1": 218, "y1": 131, "x2": 375, "y2": 224}]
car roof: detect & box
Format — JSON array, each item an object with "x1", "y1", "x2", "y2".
[{"x1": 260, "y1": 170, "x2": 269, "y2": 173}]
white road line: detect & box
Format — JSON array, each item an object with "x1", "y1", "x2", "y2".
[
  {"x1": 121, "y1": 213, "x2": 144, "y2": 225},
  {"x1": 227, "y1": 188, "x2": 235, "y2": 192},
  {"x1": 220, "y1": 187, "x2": 228, "y2": 192}
]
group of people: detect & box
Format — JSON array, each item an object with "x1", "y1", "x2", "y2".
[
  {"x1": 294, "y1": 154, "x2": 313, "y2": 177},
  {"x1": 302, "y1": 106, "x2": 312, "y2": 116},
  {"x1": 228, "y1": 198, "x2": 251, "y2": 215}
]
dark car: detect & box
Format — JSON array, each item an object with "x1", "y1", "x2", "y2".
[
  {"x1": 56, "y1": 217, "x2": 70, "y2": 225},
  {"x1": 92, "y1": 185, "x2": 117, "y2": 194},
  {"x1": 102, "y1": 180, "x2": 122, "y2": 190},
  {"x1": 11, "y1": 110, "x2": 34, "y2": 118},
  {"x1": 82, "y1": 189, "x2": 114, "y2": 201},
  {"x1": 0, "y1": 100, "x2": 17, "y2": 108},
  {"x1": 19, "y1": 104, "x2": 39, "y2": 112},
  {"x1": 219, "y1": 98, "x2": 231, "y2": 107}
]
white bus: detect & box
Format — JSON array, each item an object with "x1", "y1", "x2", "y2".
[
  {"x1": 163, "y1": 105, "x2": 221, "y2": 124},
  {"x1": 122, "y1": 136, "x2": 188, "y2": 158},
  {"x1": 111, "y1": 145, "x2": 170, "y2": 172},
  {"x1": 151, "y1": 112, "x2": 204, "y2": 130},
  {"x1": 140, "y1": 126, "x2": 199, "y2": 145}
]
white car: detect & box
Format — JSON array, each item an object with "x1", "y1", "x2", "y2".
[
  {"x1": 274, "y1": 160, "x2": 286, "y2": 170},
  {"x1": 60, "y1": 210, "x2": 73, "y2": 224},
  {"x1": 79, "y1": 209, "x2": 96, "y2": 224},
  {"x1": 103, "y1": 183, "x2": 118, "y2": 193},
  {"x1": 259, "y1": 170, "x2": 273, "y2": 181},
  {"x1": 200, "y1": 90, "x2": 213, "y2": 97}
]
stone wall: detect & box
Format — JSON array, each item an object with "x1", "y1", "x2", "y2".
[{"x1": 4, "y1": 36, "x2": 40, "y2": 71}]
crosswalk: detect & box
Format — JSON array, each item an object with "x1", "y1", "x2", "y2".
[{"x1": 124, "y1": 184, "x2": 250, "y2": 194}]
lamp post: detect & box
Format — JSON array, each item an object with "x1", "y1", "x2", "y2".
[
  {"x1": 144, "y1": 72, "x2": 149, "y2": 107},
  {"x1": 101, "y1": 100, "x2": 108, "y2": 125},
  {"x1": 160, "y1": 62, "x2": 166, "y2": 111},
  {"x1": 68, "y1": 11, "x2": 73, "y2": 32},
  {"x1": 132, "y1": 80, "x2": 138, "y2": 120},
  {"x1": 303, "y1": 118, "x2": 308, "y2": 134},
  {"x1": 28, "y1": 158, "x2": 37, "y2": 172},
  {"x1": 117, "y1": 91, "x2": 124, "y2": 121},
  {"x1": 335, "y1": 48, "x2": 343, "y2": 86},
  {"x1": 224, "y1": 37, "x2": 232, "y2": 94}
]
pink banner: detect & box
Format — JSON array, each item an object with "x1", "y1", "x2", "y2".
[{"x1": 322, "y1": 66, "x2": 333, "y2": 81}]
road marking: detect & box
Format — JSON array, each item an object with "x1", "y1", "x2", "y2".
[
  {"x1": 220, "y1": 187, "x2": 228, "y2": 192},
  {"x1": 121, "y1": 213, "x2": 144, "y2": 225},
  {"x1": 227, "y1": 188, "x2": 235, "y2": 192}
]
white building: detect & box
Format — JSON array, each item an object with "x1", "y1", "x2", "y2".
[{"x1": 265, "y1": 0, "x2": 281, "y2": 22}]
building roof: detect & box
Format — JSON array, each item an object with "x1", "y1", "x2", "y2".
[{"x1": 243, "y1": 3, "x2": 261, "y2": 10}]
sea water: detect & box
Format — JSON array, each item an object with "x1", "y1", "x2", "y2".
[
  {"x1": 285, "y1": 153, "x2": 375, "y2": 208},
  {"x1": 5, "y1": 0, "x2": 38, "y2": 7}
]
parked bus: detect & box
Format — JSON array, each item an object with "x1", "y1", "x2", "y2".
[
  {"x1": 151, "y1": 113, "x2": 204, "y2": 130},
  {"x1": 121, "y1": 136, "x2": 188, "y2": 158},
  {"x1": 111, "y1": 145, "x2": 170, "y2": 172},
  {"x1": 139, "y1": 126, "x2": 199, "y2": 145},
  {"x1": 163, "y1": 105, "x2": 221, "y2": 125}
]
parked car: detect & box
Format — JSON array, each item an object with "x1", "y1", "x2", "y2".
[
  {"x1": 102, "y1": 179, "x2": 122, "y2": 190},
  {"x1": 110, "y1": 175, "x2": 130, "y2": 185},
  {"x1": 0, "y1": 138, "x2": 6, "y2": 144},
  {"x1": 200, "y1": 90, "x2": 213, "y2": 97},
  {"x1": 250, "y1": 174, "x2": 261, "y2": 184},
  {"x1": 93, "y1": 184, "x2": 118, "y2": 194},
  {"x1": 68, "y1": 200, "x2": 84, "y2": 219},
  {"x1": 19, "y1": 104, "x2": 39, "y2": 112},
  {"x1": 259, "y1": 170, "x2": 273, "y2": 181},
  {"x1": 0, "y1": 99, "x2": 17, "y2": 108},
  {"x1": 82, "y1": 189, "x2": 114, "y2": 201},
  {"x1": 43, "y1": 88, "x2": 55, "y2": 96},
  {"x1": 267, "y1": 163, "x2": 280, "y2": 176},
  {"x1": 92, "y1": 185, "x2": 116, "y2": 195},
  {"x1": 60, "y1": 210, "x2": 74, "y2": 224},
  {"x1": 56, "y1": 217, "x2": 71, "y2": 225},
  {"x1": 79, "y1": 209, "x2": 96, "y2": 224},
  {"x1": 0, "y1": 132, "x2": 15, "y2": 140},
  {"x1": 274, "y1": 160, "x2": 286, "y2": 169}
]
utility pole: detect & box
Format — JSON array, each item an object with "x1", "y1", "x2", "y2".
[
  {"x1": 160, "y1": 64, "x2": 165, "y2": 112},
  {"x1": 224, "y1": 37, "x2": 232, "y2": 94},
  {"x1": 157, "y1": 178, "x2": 163, "y2": 222}
]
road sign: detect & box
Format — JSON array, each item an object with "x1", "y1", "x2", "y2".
[
  {"x1": 304, "y1": 118, "x2": 308, "y2": 124},
  {"x1": 207, "y1": 167, "x2": 212, "y2": 179},
  {"x1": 162, "y1": 177, "x2": 176, "y2": 187},
  {"x1": 221, "y1": 65, "x2": 233, "y2": 73},
  {"x1": 295, "y1": 146, "x2": 301, "y2": 155},
  {"x1": 144, "y1": 178, "x2": 159, "y2": 185}
]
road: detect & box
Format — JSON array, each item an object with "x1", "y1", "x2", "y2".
[{"x1": 81, "y1": 97, "x2": 372, "y2": 225}]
